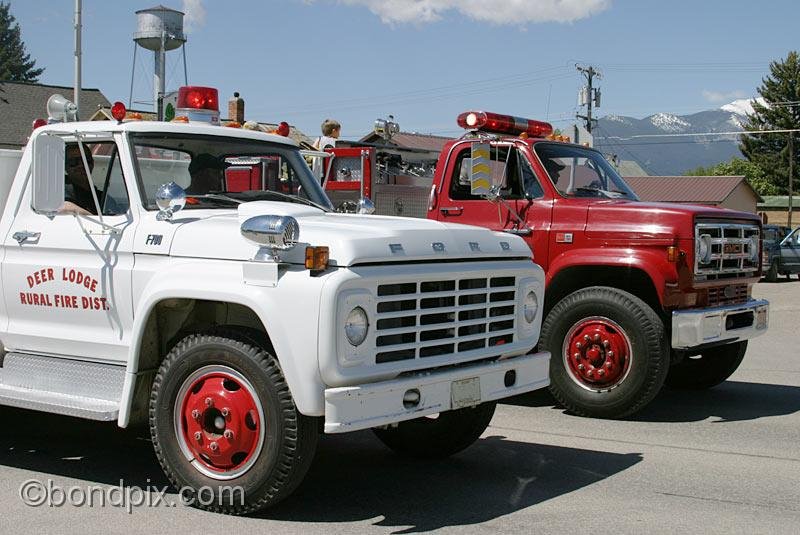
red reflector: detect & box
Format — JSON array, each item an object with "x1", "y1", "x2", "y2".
[
  {"x1": 32, "y1": 118, "x2": 47, "y2": 130},
  {"x1": 276, "y1": 121, "x2": 290, "y2": 137},
  {"x1": 111, "y1": 101, "x2": 127, "y2": 122},
  {"x1": 457, "y1": 110, "x2": 553, "y2": 138},
  {"x1": 177, "y1": 86, "x2": 219, "y2": 112}
]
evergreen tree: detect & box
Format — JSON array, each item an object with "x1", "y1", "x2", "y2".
[
  {"x1": 684, "y1": 157, "x2": 779, "y2": 196},
  {"x1": 0, "y1": 1, "x2": 44, "y2": 82},
  {"x1": 740, "y1": 51, "x2": 800, "y2": 194}
]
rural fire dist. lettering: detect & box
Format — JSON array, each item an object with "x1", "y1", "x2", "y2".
[{"x1": 20, "y1": 267, "x2": 110, "y2": 311}]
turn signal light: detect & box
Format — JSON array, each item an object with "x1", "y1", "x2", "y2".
[
  {"x1": 667, "y1": 246, "x2": 679, "y2": 263},
  {"x1": 305, "y1": 246, "x2": 329, "y2": 271}
]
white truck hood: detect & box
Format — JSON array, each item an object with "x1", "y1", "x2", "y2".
[{"x1": 165, "y1": 201, "x2": 531, "y2": 266}]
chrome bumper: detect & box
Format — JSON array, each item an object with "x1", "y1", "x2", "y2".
[
  {"x1": 671, "y1": 299, "x2": 769, "y2": 350},
  {"x1": 323, "y1": 351, "x2": 550, "y2": 433}
]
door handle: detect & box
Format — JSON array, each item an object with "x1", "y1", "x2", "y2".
[
  {"x1": 439, "y1": 206, "x2": 463, "y2": 216},
  {"x1": 503, "y1": 227, "x2": 532, "y2": 237},
  {"x1": 12, "y1": 230, "x2": 41, "y2": 244}
]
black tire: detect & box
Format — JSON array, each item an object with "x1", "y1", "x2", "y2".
[
  {"x1": 372, "y1": 402, "x2": 496, "y2": 458},
  {"x1": 149, "y1": 330, "x2": 318, "y2": 514},
  {"x1": 765, "y1": 261, "x2": 779, "y2": 282},
  {"x1": 665, "y1": 341, "x2": 747, "y2": 390},
  {"x1": 540, "y1": 287, "x2": 669, "y2": 419}
]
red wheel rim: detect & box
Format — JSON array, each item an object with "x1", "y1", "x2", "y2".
[
  {"x1": 175, "y1": 365, "x2": 265, "y2": 480},
  {"x1": 563, "y1": 316, "x2": 632, "y2": 391}
]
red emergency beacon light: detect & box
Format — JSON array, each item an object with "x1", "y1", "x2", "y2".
[
  {"x1": 175, "y1": 86, "x2": 220, "y2": 125},
  {"x1": 275, "y1": 121, "x2": 290, "y2": 137},
  {"x1": 457, "y1": 111, "x2": 553, "y2": 138},
  {"x1": 111, "y1": 101, "x2": 127, "y2": 122}
]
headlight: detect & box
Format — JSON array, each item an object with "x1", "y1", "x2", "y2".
[
  {"x1": 523, "y1": 290, "x2": 538, "y2": 324},
  {"x1": 344, "y1": 306, "x2": 369, "y2": 346},
  {"x1": 696, "y1": 234, "x2": 712, "y2": 264}
]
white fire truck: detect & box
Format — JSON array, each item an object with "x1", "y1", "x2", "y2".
[{"x1": 0, "y1": 89, "x2": 550, "y2": 513}]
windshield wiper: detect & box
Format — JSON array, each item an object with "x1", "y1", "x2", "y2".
[
  {"x1": 573, "y1": 186, "x2": 611, "y2": 197},
  {"x1": 186, "y1": 193, "x2": 243, "y2": 205},
  {"x1": 241, "y1": 190, "x2": 329, "y2": 211}
]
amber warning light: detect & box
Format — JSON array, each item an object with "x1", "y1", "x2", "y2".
[{"x1": 457, "y1": 111, "x2": 553, "y2": 138}]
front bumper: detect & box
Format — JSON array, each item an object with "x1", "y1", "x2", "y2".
[
  {"x1": 323, "y1": 350, "x2": 550, "y2": 433},
  {"x1": 671, "y1": 299, "x2": 769, "y2": 350}
]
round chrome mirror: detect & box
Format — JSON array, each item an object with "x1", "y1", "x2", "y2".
[
  {"x1": 155, "y1": 182, "x2": 186, "y2": 221},
  {"x1": 357, "y1": 197, "x2": 375, "y2": 215},
  {"x1": 241, "y1": 215, "x2": 300, "y2": 251}
]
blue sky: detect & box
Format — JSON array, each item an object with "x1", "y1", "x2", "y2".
[{"x1": 9, "y1": 0, "x2": 800, "y2": 139}]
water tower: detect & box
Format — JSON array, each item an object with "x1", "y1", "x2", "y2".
[{"x1": 131, "y1": 5, "x2": 187, "y2": 119}]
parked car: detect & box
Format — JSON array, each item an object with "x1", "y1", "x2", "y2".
[{"x1": 763, "y1": 225, "x2": 800, "y2": 281}]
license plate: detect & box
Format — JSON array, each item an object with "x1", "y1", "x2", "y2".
[{"x1": 451, "y1": 377, "x2": 481, "y2": 409}]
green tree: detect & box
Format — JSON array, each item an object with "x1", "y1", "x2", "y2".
[
  {"x1": 0, "y1": 1, "x2": 43, "y2": 82},
  {"x1": 685, "y1": 157, "x2": 779, "y2": 196},
  {"x1": 740, "y1": 51, "x2": 800, "y2": 195}
]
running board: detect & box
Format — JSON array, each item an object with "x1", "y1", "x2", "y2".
[{"x1": 0, "y1": 353, "x2": 124, "y2": 421}]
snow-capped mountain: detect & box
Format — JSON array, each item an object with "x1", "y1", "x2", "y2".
[{"x1": 594, "y1": 99, "x2": 758, "y2": 176}]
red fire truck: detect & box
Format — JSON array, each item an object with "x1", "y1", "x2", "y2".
[{"x1": 315, "y1": 111, "x2": 770, "y2": 419}]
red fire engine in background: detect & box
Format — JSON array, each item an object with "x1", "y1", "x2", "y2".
[{"x1": 315, "y1": 111, "x2": 769, "y2": 419}]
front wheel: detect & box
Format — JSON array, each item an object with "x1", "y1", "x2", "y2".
[
  {"x1": 540, "y1": 287, "x2": 669, "y2": 419},
  {"x1": 765, "y1": 261, "x2": 779, "y2": 282},
  {"x1": 372, "y1": 402, "x2": 496, "y2": 458},
  {"x1": 665, "y1": 341, "x2": 747, "y2": 390},
  {"x1": 149, "y1": 331, "x2": 318, "y2": 514}
]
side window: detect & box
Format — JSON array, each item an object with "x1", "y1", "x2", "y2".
[
  {"x1": 449, "y1": 146, "x2": 533, "y2": 200},
  {"x1": 63, "y1": 142, "x2": 130, "y2": 216}
]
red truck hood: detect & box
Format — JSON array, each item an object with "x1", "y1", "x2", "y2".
[{"x1": 585, "y1": 200, "x2": 760, "y2": 243}]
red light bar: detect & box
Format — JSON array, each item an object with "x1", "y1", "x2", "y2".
[
  {"x1": 177, "y1": 86, "x2": 219, "y2": 112},
  {"x1": 31, "y1": 118, "x2": 47, "y2": 131},
  {"x1": 111, "y1": 101, "x2": 127, "y2": 122},
  {"x1": 457, "y1": 111, "x2": 553, "y2": 138}
]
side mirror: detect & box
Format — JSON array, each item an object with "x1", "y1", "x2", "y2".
[
  {"x1": 31, "y1": 134, "x2": 65, "y2": 214},
  {"x1": 155, "y1": 182, "x2": 187, "y2": 221}
]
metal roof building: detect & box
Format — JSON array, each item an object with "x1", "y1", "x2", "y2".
[{"x1": 624, "y1": 175, "x2": 761, "y2": 213}]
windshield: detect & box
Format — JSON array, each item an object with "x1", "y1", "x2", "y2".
[
  {"x1": 533, "y1": 142, "x2": 639, "y2": 200},
  {"x1": 130, "y1": 133, "x2": 333, "y2": 211}
]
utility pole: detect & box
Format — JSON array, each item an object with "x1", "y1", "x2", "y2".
[
  {"x1": 73, "y1": 0, "x2": 82, "y2": 119},
  {"x1": 576, "y1": 65, "x2": 601, "y2": 134},
  {"x1": 789, "y1": 132, "x2": 794, "y2": 228}
]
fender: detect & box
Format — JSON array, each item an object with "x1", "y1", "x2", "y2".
[
  {"x1": 546, "y1": 246, "x2": 678, "y2": 308},
  {"x1": 118, "y1": 257, "x2": 327, "y2": 427}
]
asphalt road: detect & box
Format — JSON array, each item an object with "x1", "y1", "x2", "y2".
[{"x1": 0, "y1": 281, "x2": 798, "y2": 534}]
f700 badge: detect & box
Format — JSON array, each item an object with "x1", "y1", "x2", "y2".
[{"x1": 146, "y1": 234, "x2": 163, "y2": 246}]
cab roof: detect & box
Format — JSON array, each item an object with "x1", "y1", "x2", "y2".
[{"x1": 34, "y1": 120, "x2": 299, "y2": 147}]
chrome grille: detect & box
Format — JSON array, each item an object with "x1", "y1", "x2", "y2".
[
  {"x1": 706, "y1": 284, "x2": 749, "y2": 307},
  {"x1": 694, "y1": 223, "x2": 759, "y2": 279},
  {"x1": 375, "y1": 276, "x2": 516, "y2": 364}
]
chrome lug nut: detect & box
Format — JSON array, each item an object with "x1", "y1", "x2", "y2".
[
  {"x1": 603, "y1": 339, "x2": 610, "y2": 347},
  {"x1": 594, "y1": 334, "x2": 601, "y2": 341},
  {"x1": 597, "y1": 369, "x2": 605, "y2": 376},
  {"x1": 194, "y1": 431, "x2": 202, "y2": 442},
  {"x1": 573, "y1": 352, "x2": 581, "y2": 359},
  {"x1": 576, "y1": 342, "x2": 583, "y2": 349},
  {"x1": 191, "y1": 409, "x2": 201, "y2": 420},
  {"x1": 578, "y1": 364, "x2": 585, "y2": 371},
  {"x1": 221, "y1": 407, "x2": 230, "y2": 417},
  {"x1": 608, "y1": 350, "x2": 614, "y2": 357},
  {"x1": 223, "y1": 429, "x2": 234, "y2": 440},
  {"x1": 606, "y1": 362, "x2": 613, "y2": 369},
  {"x1": 204, "y1": 397, "x2": 214, "y2": 407},
  {"x1": 583, "y1": 335, "x2": 591, "y2": 342},
  {"x1": 209, "y1": 441, "x2": 219, "y2": 452}
]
